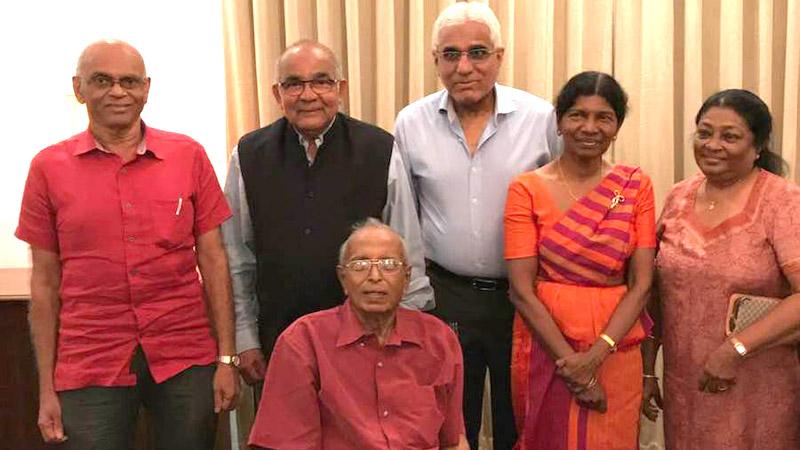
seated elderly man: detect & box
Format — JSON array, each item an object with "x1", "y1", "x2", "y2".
[{"x1": 248, "y1": 219, "x2": 466, "y2": 450}]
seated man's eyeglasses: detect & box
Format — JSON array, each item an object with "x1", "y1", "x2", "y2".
[
  {"x1": 339, "y1": 258, "x2": 406, "y2": 273},
  {"x1": 86, "y1": 74, "x2": 147, "y2": 90},
  {"x1": 437, "y1": 47, "x2": 497, "y2": 63},
  {"x1": 279, "y1": 77, "x2": 338, "y2": 96}
]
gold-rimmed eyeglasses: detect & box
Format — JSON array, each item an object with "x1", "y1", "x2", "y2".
[{"x1": 338, "y1": 258, "x2": 406, "y2": 274}]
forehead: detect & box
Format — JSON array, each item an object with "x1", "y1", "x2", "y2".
[
  {"x1": 278, "y1": 46, "x2": 337, "y2": 79},
  {"x1": 345, "y1": 228, "x2": 403, "y2": 260},
  {"x1": 698, "y1": 107, "x2": 749, "y2": 129},
  {"x1": 568, "y1": 95, "x2": 615, "y2": 112},
  {"x1": 437, "y1": 20, "x2": 493, "y2": 49},
  {"x1": 79, "y1": 44, "x2": 145, "y2": 77}
]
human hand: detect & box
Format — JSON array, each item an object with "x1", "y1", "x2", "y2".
[
  {"x1": 38, "y1": 390, "x2": 67, "y2": 444},
  {"x1": 238, "y1": 348, "x2": 267, "y2": 385},
  {"x1": 698, "y1": 341, "x2": 739, "y2": 394},
  {"x1": 641, "y1": 376, "x2": 663, "y2": 421},
  {"x1": 574, "y1": 382, "x2": 608, "y2": 413},
  {"x1": 556, "y1": 350, "x2": 601, "y2": 387},
  {"x1": 213, "y1": 364, "x2": 240, "y2": 413}
]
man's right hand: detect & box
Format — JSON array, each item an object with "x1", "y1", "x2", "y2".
[
  {"x1": 239, "y1": 348, "x2": 267, "y2": 385},
  {"x1": 38, "y1": 390, "x2": 67, "y2": 444}
]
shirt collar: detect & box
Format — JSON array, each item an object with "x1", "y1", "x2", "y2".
[
  {"x1": 292, "y1": 115, "x2": 337, "y2": 159},
  {"x1": 335, "y1": 299, "x2": 422, "y2": 348},
  {"x1": 437, "y1": 83, "x2": 517, "y2": 122},
  {"x1": 72, "y1": 122, "x2": 161, "y2": 159}
]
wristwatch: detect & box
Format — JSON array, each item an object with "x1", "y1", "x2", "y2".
[
  {"x1": 217, "y1": 355, "x2": 241, "y2": 367},
  {"x1": 729, "y1": 337, "x2": 748, "y2": 357}
]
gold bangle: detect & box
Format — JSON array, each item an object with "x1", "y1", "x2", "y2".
[
  {"x1": 643, "y1": 374, "x2": 659, "y2": 380},
  {"x1": 599, "y1": 333, "x2": 617, "y2": 352},
  {"x1": 585, "y1": 376, "x2": 598, "y2": 390}
]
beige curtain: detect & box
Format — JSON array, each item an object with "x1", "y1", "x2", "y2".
[{"x1": 222, "y1": 0, "x2": 800, "y2": 448}]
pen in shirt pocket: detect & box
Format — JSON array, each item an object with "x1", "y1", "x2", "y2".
[{"x1": 175, "y1": 197, "x2": 183, "y2": 215}]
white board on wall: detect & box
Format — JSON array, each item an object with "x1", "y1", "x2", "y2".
[{"x1": 0, "y1": 1, "x2": 227, "y2": 269}]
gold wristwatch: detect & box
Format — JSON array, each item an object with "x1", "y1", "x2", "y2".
[{"x1": 217, "y1": 355, "x2": 241, "y2": 367}]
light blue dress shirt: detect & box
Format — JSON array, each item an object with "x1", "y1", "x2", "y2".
[
  {"x1": 222, "y1": 123, "x2": 434, "y2": 353},
  {"x1": 393, "y1": 84, "x2": 560, "y2": 279}
]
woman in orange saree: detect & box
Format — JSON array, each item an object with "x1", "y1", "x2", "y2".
[{"x1": 504, "y1": 71, "x2": 656, "y2": 450}]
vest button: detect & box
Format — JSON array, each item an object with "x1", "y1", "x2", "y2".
[
  {"x1": 303, "y1": 227, "x2": 312, "y2": 235},
  {"x1": 306, "y1": 191, "x2": 314, "y2": 199}
]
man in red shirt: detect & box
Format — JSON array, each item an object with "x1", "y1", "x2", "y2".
[
  {"x1": 248, "y1": 219, "x2": 467, "y2": 450},
  {"x1": 16, "y1": 40, "x2": 238, "y2": 449}
]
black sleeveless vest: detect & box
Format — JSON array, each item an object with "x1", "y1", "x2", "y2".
[{"x1": 237, "y1": 113, "x2": 393, "y2": 355}]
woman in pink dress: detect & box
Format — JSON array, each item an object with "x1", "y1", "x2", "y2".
[{"x1": 644, "y1": 89, "x2": 800, "y2": 449}]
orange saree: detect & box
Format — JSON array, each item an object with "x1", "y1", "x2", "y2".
[{"x1": 504, "y1": 165, "x2": 656, "y2": 450}]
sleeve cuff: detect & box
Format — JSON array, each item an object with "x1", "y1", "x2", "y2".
[{"x1": 236, "y1": 327, "x2": 261, "y2": 354}]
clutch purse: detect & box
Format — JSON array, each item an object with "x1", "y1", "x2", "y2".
[{"x1": 725, "y1": 293, "x2": 782, "y2": 336}]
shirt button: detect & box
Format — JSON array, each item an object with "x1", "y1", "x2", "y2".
[
  {"x1": 377, "y1": 361, "x2": 384, "y2": 368},
  {"x1": 382, "y1": 410, "x2": 389, "y2": 418},
  {"x1": 306, "y1": 191, "x2": 315, "y2": 199},
  {"x1": 303, "y1": 227, "x2": 312, "y2": 235},
  {"x1": 130, "y1": 268, "x2": 138, "y2": 276},
  {"x1": 359, "y1": 342, "x2": 365, "y2": 348},
  {"x1": 127, "y1": 236, "x2": 136, "y2": 242},
  {"x1": 120, "y1": 167, "x2": 128, "y2": 174},
  {"x1": 124, "y1": 202, "x2": 133, "y2": 209},
  {"x1": 471, "y1": 198, "x2": 478, "y2": 204}
]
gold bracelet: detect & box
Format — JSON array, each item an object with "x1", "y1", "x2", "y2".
[
  {"x1": 585, "y1": 376, "x2": 598, "y2": 390},
  {"x1": 643, "y1": 374, "x2": 659, "y2": 380},
  {"x1": 599, "y1": 333, "x2": 617, "y2": 352}
]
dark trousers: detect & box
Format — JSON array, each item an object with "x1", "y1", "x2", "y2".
[
  {"x1": 58, "y1": 347, "x2": 217, "y2": 450},
  {"x1": 428, "y1": 262, "x2": 517, "y2": 450}
]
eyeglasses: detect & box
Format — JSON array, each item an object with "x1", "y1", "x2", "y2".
[
  {"x1": 339, "y1": 258, "x2": 406, "y2": 274},
  {"x1": 85, "y1": 74, "x2": 147, "y2": 91},
  {"x1": 279, "y1": 78, "x2": 338, "y2": 96},
  {"x1": 437, "y1": 47, "x2": 498, "y2": 64}
]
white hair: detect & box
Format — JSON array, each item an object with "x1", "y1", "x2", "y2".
[
  {"x1": 431, "y1": 2, "x2": 503, "y2": 51},
  {"x1": 337, "y1": 218, "x2": 408, "y2": 265}
]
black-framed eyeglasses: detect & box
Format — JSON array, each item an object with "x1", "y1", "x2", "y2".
[
  {"x1": 279, "y1": 78, "x2": 338, "y2": 96},
  {"x1": 85, "y1": 74, "x2": 147, "y2": 90},
  {"x1": 338, "y1": 258, "x2": 406, "y2": 274},
  {"x1": 437, "y1": 47, "x2": 498, "y2": 63}
]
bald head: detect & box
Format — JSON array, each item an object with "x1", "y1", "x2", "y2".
[
  {"x1": 76, "y1": 40, "x2": 146, "y2": 78},
  {"x1": 72, "y1": 39, "x2": 150, "y2": 132},
  {"x1": 275, "y1": 40, "x2": 341, "y2": 81}
]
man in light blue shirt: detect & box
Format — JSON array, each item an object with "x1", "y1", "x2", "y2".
[{"x1": 392, "y1": 4, "x2": 559, "y2": 449}]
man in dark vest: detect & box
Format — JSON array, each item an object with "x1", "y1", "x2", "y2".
[{"x1": 222, "y1": 40, "x2": 432, "y2": 387}]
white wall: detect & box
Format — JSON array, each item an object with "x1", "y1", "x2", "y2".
[{"x1": 0, "y1": 1, "x2": 227, "y2": 269}]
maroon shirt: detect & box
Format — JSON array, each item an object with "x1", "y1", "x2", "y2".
[
  {"x1": 249, "y1": 300, "x2": 465, "y2": 450},
  {"x1": 16, "y1": 126, "x2": 231, "y2": 391}
]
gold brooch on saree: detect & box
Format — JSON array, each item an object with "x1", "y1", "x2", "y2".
[{"x1": 610, "y1": 190, "x2": 625, "y2": 209}]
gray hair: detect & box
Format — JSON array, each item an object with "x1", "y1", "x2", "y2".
[
  {"x1": 431, "y1": 2, "x2": 503, "y2": 51},
  {"x1": 337, "y1": 218, "x2": 408, "y2": 265},
  {"x1": 275, "y1": 39, "x2": 343, "y2": 82}
]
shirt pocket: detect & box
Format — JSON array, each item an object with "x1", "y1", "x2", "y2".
[{"x1": 150, "y1": 197, "x2": 194, "y2": 248}]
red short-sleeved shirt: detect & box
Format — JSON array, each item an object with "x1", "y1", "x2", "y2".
[
  {"x1": 249, "y1": 300, "x2": 465, "y2": 450},
  {"x1": 16, "y1": 126, "x2": 231, "y2": 391}
]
